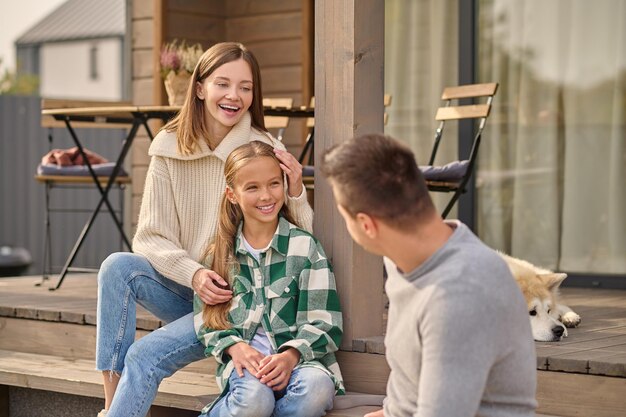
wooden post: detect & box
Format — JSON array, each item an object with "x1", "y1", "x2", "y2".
[{"x1": 314, "y1": 0, "x2": 385, "y2": 350}]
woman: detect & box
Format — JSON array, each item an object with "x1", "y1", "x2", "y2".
[{"x1": 95, "y1": 42, "x2": 313, "y2": 417}]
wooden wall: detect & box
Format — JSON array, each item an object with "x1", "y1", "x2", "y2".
[
  {"x1": 130, "y1": 0, "x2": 313, "y2": 231},
  {"x1": 130, "y1": 0, "x2": 155, "y2": 233},
  {"x1": 226, "y1": 0, "x2": 313, "y2": 155}
]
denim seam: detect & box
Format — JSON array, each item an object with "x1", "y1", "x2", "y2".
[
  {"x1": 272, "y1": 373, "x2": 302, "y2": 416},
  {"x1": 128, "y1": 270, "x2": 193, "y2": 302},
  {"x1": 128, "y1": 338, "x2": 203, "y2": 417},
  {"x1": 127, "y1": 269, "x2": 148, "y2": 281},
  {"x1": 99, "y1": 272, "x2": 191, "y2": 374},
  {"x1": 109, "y1": 284, "x2": 132, "y2": 373}
]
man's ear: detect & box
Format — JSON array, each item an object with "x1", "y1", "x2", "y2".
[
  {"x1": 196, "y1": 81, "x2": 205, "y2": 100},
  {"x1": 355, "y1": 212, "x2": 378, "y2": 238}
]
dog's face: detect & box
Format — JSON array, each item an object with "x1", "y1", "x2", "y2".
[
  {"x1": 523, "y1": 273, "x2": 568, "y2": 342},
  {"x1": 501, "y1": 253, "x2": 569, "y2": 342}
]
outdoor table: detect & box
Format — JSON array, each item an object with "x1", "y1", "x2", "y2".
[
  {"x1": 40, "y1": 105, "x2": 181, "y2": 290},
  {"x1": 41, "y1": 104, "x2": 314, "y2": 291},
  {"x1": 263, "y1": 105, "x2": 314, "y2": 119}
]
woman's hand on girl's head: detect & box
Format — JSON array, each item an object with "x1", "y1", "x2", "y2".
[
  {"x1": 192, "y1": 269, "x2": 233, "y2": 305},
  {"x1": 256, "y1": 348, "x2": 301, "y2": 391},
  {"x1": 226, "y1": 342, "x2": 265, "y2": 377},
  {"x1": 273, "y1": 148, "x2": 304, "y2": 198}
]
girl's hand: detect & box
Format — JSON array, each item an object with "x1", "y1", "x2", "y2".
[
  {"x1": 256, "y1": 348, "x2": 301, "y2": 391},
  {"x1": 192, "y1": 269, "x2": 233, "y2": 305},
  {"x1": 226, "y1": 342, "x2": 265, "y2": 377},
  {"x1": 274, "y1": 148, "x2": 303, "y2": 198},
  {"x1": 364, "y1": 410, "x2": 385, "y2": 417}
]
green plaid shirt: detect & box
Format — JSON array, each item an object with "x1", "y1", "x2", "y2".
[{"x1": 194, "y1": 216, "x2": 344, "y2": 411}]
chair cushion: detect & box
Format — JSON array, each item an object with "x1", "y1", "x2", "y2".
[
  {"x1": 37, "y1": 163, "x2": 128, "y2": 177},
  {"x1": 420, "y1": 160, "x2": 469, "y2": 181},
  {"x1": 302, "y1": 165, "x2": 315, "y2": 177}
]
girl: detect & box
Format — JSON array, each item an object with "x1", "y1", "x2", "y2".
[
  {"x1": 194, "y1": 141, "x2": 343, "y2": 417},
  {"x1": 96, "y1": 43, "x2": 313, "y2": 417}
]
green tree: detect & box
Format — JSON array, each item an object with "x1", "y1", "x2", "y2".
[{"x1": 0, "y1": 58, "x2": 39, "y2": 95}]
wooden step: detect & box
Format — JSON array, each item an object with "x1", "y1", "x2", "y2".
[
  {"x1": 328, "y1": 406, "x2": 381, "y2": 416},
  {"x1": 536, "y1": 370, "x2": 626, "y2": 417},
  {"x1": 0, "y1": 316, "x2": 216, "y2": 375},
  {"x1": 4, "y1": 277, "x2": 625, "y2": 416},
  {"x1": 0, "y1": 349, "x2": 384, "y2": 415},
  {"x1": 0, "y1": 316, "x2": 391, "y2": 393},
  {"x1": 0, "y1": 349, "x2": 219, "y2": 411},
  {"x1": 4, "y1": 318, "x2": 623, "y2": 416}
]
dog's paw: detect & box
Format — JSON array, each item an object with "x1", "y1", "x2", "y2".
[{"x1": 561, "y1": 311, "x2": 581, "y2": 328}]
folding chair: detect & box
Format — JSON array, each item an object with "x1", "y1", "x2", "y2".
[
  {"x1": 298, "y1": 94, "x2": 392, "y2": 176},
  {"x1": 36, "y1": 171, "x2": 130, "y2": 282},
  {"x1": 262, "y1": 97, "x2": 293, "y2": 141},
  {"x1": 297, "y1": 95, "x2": 393, "y2": 206},
  {"x1": 421, "y1": 82, "x2": 498, "y2": 218},
  {"x1": 297, "y1": 96, "x2": 316, "y2": 168},
  {"x1": 36, "y1": 99, "x2": 132, "y2": 287}
]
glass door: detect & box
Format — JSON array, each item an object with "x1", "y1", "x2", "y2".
[{"x1": 476, "y1": 0, "x2": 626, "y2": 275}]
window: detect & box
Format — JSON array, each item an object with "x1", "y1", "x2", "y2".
[
  {"x1": 384, "y1": 0, "x2": 460, "y2": 214},
  {"x1": 385, "y1": 0, "x2": 626, "y2": 278},
  {"x1": 476, "y1": 0, "x2": 626, "y2": 274},
  {"x1": 89, "y1": 45, "x2": 99, "y2": 80}
]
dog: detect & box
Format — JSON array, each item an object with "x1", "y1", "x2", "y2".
[{"x1": 499, "y1": 253, "x2": 581, "y2": 342}]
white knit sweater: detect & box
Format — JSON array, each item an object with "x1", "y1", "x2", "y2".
[{"x1": 132, "y1": 112, "x2": 313, "y2": 288}]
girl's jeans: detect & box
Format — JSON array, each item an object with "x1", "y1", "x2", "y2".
[
  {"x1": 96, "y1": 252, "x2": 205, "y2": 417},
  {"x1": 205, "y1": 368, "x2": 335, "y2": 417}
]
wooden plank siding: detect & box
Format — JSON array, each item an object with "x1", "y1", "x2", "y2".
[
  {"x1": 225, "y1": 2, "x2": 311, "y2": 155},
  {"x1": 130, "y1": 0, "x2": 157, "y2": 231},
  {"x1": 225, "y1": 0, "x2": 302, "y2": 16},
  {"x1": 130, "y1": 0, "x2": 312, "y2": 229}
]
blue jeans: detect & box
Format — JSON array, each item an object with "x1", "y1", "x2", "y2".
[
  {"x1": 205, "y1": 367, "x2": 335, "y2": 417},
  {"x1": 96, "y1": 252, "x2": 206, "y2": 417}
]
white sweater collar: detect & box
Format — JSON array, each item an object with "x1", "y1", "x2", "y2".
[{"x1": 149, "y1": 112, "x2": 273, "y2": 161}]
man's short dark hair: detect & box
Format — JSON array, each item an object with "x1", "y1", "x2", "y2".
[{"x1": 320, "y1": 133, "x2": 435, "y2": 229}]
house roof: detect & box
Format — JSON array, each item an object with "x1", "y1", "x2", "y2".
[{"x1": 15, "y1": 0, "x2": 125, "y2": 46}]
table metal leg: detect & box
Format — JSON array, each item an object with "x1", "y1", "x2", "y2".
[
  {"x1": 64, "y1": 119, "x2": 135, "y2": 247},
  {"x1": 35, "y1": 181, "x2": 53, "y2": 287},
  {"x1": 49, "y1": 119, "x2": 141, "y2": 290}
]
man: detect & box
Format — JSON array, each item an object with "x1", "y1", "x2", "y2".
[{"x1": 320, "y1": 133, "x2": 537, "y2": 417}]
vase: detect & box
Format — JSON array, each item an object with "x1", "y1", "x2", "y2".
[{"x1": 164, "y1": 72, "x2": 191, "y2": 106}]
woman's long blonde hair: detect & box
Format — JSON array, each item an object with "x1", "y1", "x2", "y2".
[
  {"x1": 202, "y1": 141, "x2": 298, "y2": 329},
  {"x1": 163, "y1": 42, "x2": 267, "y2": 155}
]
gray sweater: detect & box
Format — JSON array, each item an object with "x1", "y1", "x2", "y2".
[{"x1": 383, "y1": 221, "x2": 537, "y2": 417}]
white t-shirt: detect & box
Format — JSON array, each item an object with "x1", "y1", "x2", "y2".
[{"x1": 242, "y1": 235, "x2": 274, "y2": 356}]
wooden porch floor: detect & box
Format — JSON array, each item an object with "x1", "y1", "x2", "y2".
[
  {"x1": 1, "y1": 274, "x2": 625, "y2": 416},
  {"x1": 1, "y1": 273, "x2": 625, "y2": 378},
  {"x1": 0, "y1": 274, "x2": 162, "y2": 331}
]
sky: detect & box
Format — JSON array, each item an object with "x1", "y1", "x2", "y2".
[{"x1": 0, "y1": 0, "x2": 66, "y2": 71}]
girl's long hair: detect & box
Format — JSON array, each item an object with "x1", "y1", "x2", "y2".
[
  {"x1": 202, "y1": 141, "x2": 298, "y2": 329},
  {"x1": 163, "y1": 42, "x2": 267, "y2": 155}
]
